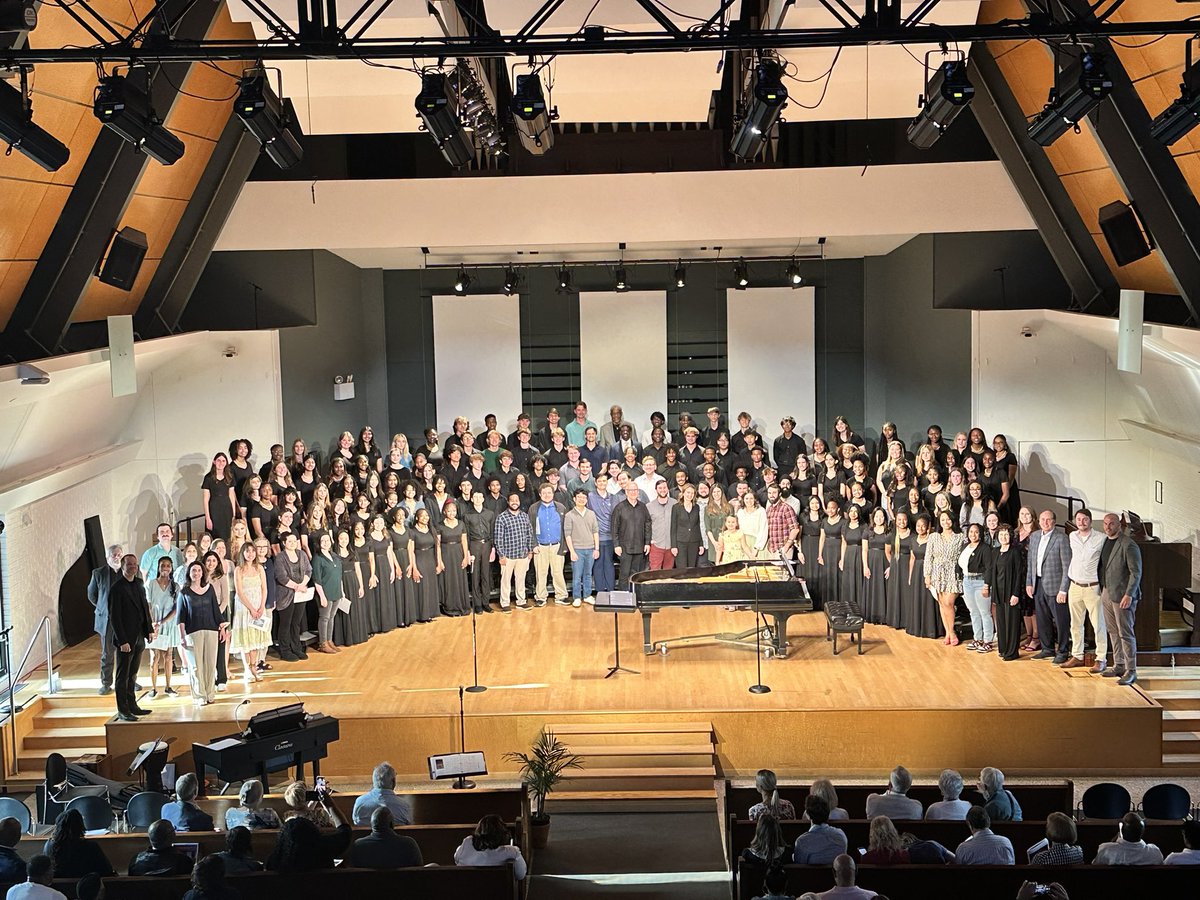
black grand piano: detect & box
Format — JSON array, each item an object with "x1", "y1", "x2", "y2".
[
  {"x1": 631, "y1": 559, "x2": 811, "y2": 658},
  {"x1": 192, "y1": 703, "x2": 339, "y2": 794}
]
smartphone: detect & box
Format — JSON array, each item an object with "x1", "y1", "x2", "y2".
[
  {"x1": 1032, "y1": 886, "x2": 1051, "y2": 897},
  {"x1": 315, "y1": 776, "x2": 328, "y2": 793}
]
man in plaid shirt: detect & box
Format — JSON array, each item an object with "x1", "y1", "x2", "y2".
[
  {"x1": 493, "y1": 492, "x2": 535, "y2": 610},
  {"x1": 764, "y1": 484, "x2": 799, "y2": 560}
]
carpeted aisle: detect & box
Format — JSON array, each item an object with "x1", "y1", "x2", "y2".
[{"x1": 529, "y1": 811, "x2": 730, "y2": 899}]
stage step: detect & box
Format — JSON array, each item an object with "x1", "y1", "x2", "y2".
[
  {"x1": 1143, "y1": 689, "x2": 1200, "y2": 709},
  {"x1": 22, "y1": 727, "x2": 108, "y2": 750},
  {"x1": 34, "y1": 708, "x2": 114, "y2": 726},
  {"x1": 17, "y1": 745, "x2": 106, "y2": 768},
  {"x1": 548, "y1": 722, "x2": 714, "y2": 735},
  {"x1": 1162, "y1": 709, "x2": 1200, "y2": 731},
  {"x1": 1162, "y1": 753, "x2": 1200, "y2": 766},
  {"x1": 550, "y1": 789, "x2": 717, "y2": 802}
]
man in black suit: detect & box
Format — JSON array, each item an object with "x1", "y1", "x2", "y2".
[
  {"x1": 611, "y1": 483, "x2": 652, "y2": 590},
  {"x1": 86, "y1": 543, "x2": 123, "y2": 696},
  {"x1": 109, "y1": 554, "x2": 153, "y2": 721}
]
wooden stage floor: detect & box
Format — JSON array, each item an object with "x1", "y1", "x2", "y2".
[{"x1": 46, "y1": 605, "x2": 1163, "y2": 779}]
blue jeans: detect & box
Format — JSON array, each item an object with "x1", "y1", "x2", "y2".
[
  {"x1": 573, "y1": 549, "x2": 595, "y2": 599},
  {"x1": 593, "y1": 540, "x2": 615, "y2": 593},
  {"x1": 963, "y1": 575, "x2": 994, "y2": 643}
]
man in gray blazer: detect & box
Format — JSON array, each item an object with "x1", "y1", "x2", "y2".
[
  {"x1": 1025, "y1": 510, "x2": 1073, "y2": 663},
  {"x1": 86, "y1": 543, "x2": 123, "y2": 695},
  {"x1": 1100, "y1": 513, "x2": 1143, "y2": 686}
]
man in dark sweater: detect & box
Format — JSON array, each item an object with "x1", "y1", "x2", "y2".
[
  {"x1": 85, "y1": 543, "x2": 123, "y2": 696},
  {"x1": 109, "y1": 554, "x2": 152, "y2": 721},
  {"x1": 611, "y1": 483, "x2": 652, "y2": 590},
  {"x1": 127, "y1": 821, "x2": 194, "y2": 876},
  {"x1": 346, "y1": 808, "x2": 423, "y2": 869}
]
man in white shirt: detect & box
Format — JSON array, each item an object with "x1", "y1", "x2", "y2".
[
  {"x1": 8, "y1": 856, "x2": 66, "y2": 900},
  {"x1": 1062, "y1": 508, "x2": 1109, "y2": 671},
  {"x1": 352, "y1": 762, "x2": 414, "y2": 825},
  {"x1": 1165, "y1": 821, "x2": 1200, "y2": 864},
  {"x1": 864, "y1": 766, "x2": 923, "y2": 820},
  {"x1": 634, "y1": 456, "x2": 666, "y2": 500},
  {"x1": 925, "y1": 769, "x2": 971, "y2": 820},
  {"x1": 1093, "y1": 813, "x2": 1165, "y2": 865}
]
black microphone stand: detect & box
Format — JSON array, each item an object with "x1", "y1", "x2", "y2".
[
  {"x1": 749, "y1": 565, "x2": 771, "y2": 694},
  {"x1": 466, "y1": 605, "x2": 486, "y2": 693},
  {"x1": 453, "y1": 685, "x2": 476, "y2": 790}
]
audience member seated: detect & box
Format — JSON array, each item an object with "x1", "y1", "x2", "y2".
[
  {"x1": 864, "y1": 766, "x2": 923, "y2": 820},
  {"x1": 742, "y1": 812, "x2": 792, "y2": 867},
  {"x1": 224, "y1": 780, "x2": 281, "y2": 831},
  {"x1": 0, "y1": 816, "x2": 28, "y2": 882},
  {"x1": 816, "y1": 854, "x2": 876, "y2": 900},
  {"x1": 1093, "y1": 812, "x2": 1165, "y2": 866},
  {"x1": 899, "y1": 831, "x2": 955, "y2": 864},
  {"x1": 346, "y1": 807, "x2": 423, "y2": 869},
  {"x1": 266, "y1": 788, "x2": 351, "y2": 873},
  {"x1": 162, "y1": 773, "x2": 215, "y2": 833},
  {"x1": 453, "y1": 815, "x2": 527, "y2": 881},
  {"x1": 750, "y1": 769, "x2": 796, "y2": 821},
  {"x1": 351, "y1": 762, "x2": 413, "y2": 826},
  {"x1": 75, "y1": 873, "x2": 102, "y2": 900},
  {"x1": 751, "y1": 865, "x2": 796, "y2": 900},
  {"x1": 1030, "y1": 812, "x2": 1084, "y2": 866},
  {"x1": 282, "y1": 781, "x2": 334, "y2": 828},
  {"x1": 925, "y1": 769, "x2": 970, "y2": 821},
  {"x1": 182, "y1": 854, "x2": 240, "y2": 900},
  {"x1": 127, "y1": 820, "x2": 196, "y2": 876},
  {"x1": 793, "y1": 796, "x2": 848, "y2": 866},
  {"x1": 802, "y1": 779, "x2": 848, "y2": 823},
  {"x1": 215, "y1": 827, "x2": 263, "y2": 876},
  {"x1": 7, "y1": 855, "x2": 66, "y2": 900},
  {"x1": 43, "y1": 810, "x2": 115, "y2": 879},
  {"x1": 1165, "y1": 820, "x2": 1200, "y2": 865},
  {"x1": 979, "y1": 767, "x2": 1022, "y2": 822},
  {"x1": 953, "y1": 806, "x2": 1015, "y2": 866},
  {"x1": 862, "y1": 816, "x2": 908, "y2": 865}
]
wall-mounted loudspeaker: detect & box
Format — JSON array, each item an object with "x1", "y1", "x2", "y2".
[
  {"x1": 1098, "y1": 202, "x2": 1151, "y2": 267},
  {"x1": 1117, "y1": 289, "x2": 1145, "y2": 375},
  {"x1": 97, "y1": 227, "x2": 148, "y2": 290}
]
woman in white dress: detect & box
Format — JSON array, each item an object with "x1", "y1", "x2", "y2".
[
  {"x1": 230, "y1": 542, "x2": 270, "y2": 682},
  {"x1": 736, "y1": 492, "x2": 769, "y2": 559},
  {"x1": 145, "y1": 557, "x2": 181, "y2": 698}
]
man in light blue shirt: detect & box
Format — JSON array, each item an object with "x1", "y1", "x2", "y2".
[
  {"x1": 794, "y1": 795, "x2": 848, "y2": 865},
  {"x1": 953, "y1": 806, "x2": 1015, "y2": 865},
  {"x1": 352, "y1": 762, "x2": 413, "y2": 826},
  {"x1": 588, "y1": 474, "x2": 619, "y2": 597},
  {"x1": 529, "y1": 484, "x2": 567, "y2": 606},
  {"x1": 138, "y1": 523, "x2": 185, "y2": 583},
  {"x1": 925, "y1": 769, "x2": 971, "y2": 821}
]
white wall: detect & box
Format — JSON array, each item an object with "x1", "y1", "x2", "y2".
[
  {"x1": 578, "y1": 291, "x2": 667, "y2": 437},
  {"x1": 727, "y1": 286, "x2": 817, "y2": 441},
  {"x1": 431, "y1": 294, "x2": 523, "y2": 435}
]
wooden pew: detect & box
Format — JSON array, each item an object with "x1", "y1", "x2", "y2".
[
  {"x1": 737, "y1": 861, "x2": 1198, "y2": 900},
  {"x1": 724, "y1": 780, "x2": 1075, "y2": 822},
  {"x1": 18, "y1": 821, "x2": 519, "y2": 868}
]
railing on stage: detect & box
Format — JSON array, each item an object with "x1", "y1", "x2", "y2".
[
  {"x1": 1020, "y1": 487, "x2": 1082, "y2": 523},
  {"x1": 1, "y1": 615, "x2": 58, "y2": 776},
  {"x1": 174, "y1": 513, "x2": 206, "y2": 546}
]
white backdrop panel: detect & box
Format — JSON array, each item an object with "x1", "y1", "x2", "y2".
[
  {"x1": 433, "y1": 295, "x2": 523, "y2": 434},
  {"x1": 727, "y1": 287, "x2": 817, "y2": 444},
  {"x1": 579, "y1": 292, "x2": 667, "y2": 436}
]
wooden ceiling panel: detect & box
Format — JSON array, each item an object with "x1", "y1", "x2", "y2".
[
  {"x1": 994, "y1": 39, "x2": 1054, "y2": 118},
  {"x1": 0, "y1": 261, "x2": 36, "y2": 330},
  {"x1": 1060, "y1": 169, "x2": 1129, "y2": 228},
  {"x1": 1042, "y1": 120, "x2": 1111, "y2": 176},
  {"x1": 13, "y1": 183, "x2": 72, "y2": 261},
  {"x1": 28, "y1": 63, "x2": 98, "y2": 109},
  {"x1": 977, "y1": 0, "x2": 1027, "y2": 26},
  {"x1": 1095, "y1": 241, "x2": 1179, "y2": 293},
  {"x1": 0, "y1": 180, "x2": 56, "y2": 258},
  {"x1": 75, "y1": 258, "x2": 159, "y2": 321}
]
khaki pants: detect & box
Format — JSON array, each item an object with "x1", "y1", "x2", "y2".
[
  {"x1": 186, "y1": 629, "x2": 219, "y2": 703},
  {"x1": 499, "y1": 556, "x2": 531, "y2": 608},
  {"x1": 533, "y1": 544, "x2": 567, "y2": 601},
  {"x1": 1068, "y1": 582, "x2": 1107, "y2": 661}
]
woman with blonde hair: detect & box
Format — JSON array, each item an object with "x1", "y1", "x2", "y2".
[
  {"x1": 717, "y1": 515, "x2": 752, "y2": 564},
  {"x1": 875, "y1": 439, "x2": 906, "y2": 499},
  {"x1": 333, "y1": 430, "x2": 356, "y2": 468},
  {"x1": 749, "y1": 769, "x2": 796, "y2": 821},
  {"x1": 231, "y1": 542, "x2": 269, "y2": 681},
  {"x1": 863, "y1": 816, "x2": 909, "y2": 865},
  {"x1": 740, "y1": 812, "x2": 791, "y2": 866},
  {"x1": 803, "y1": 779, "x2": 848, "y2": 821},
  {"x1": 704, "y1": 485, "x2": 732, "y2": 555},
  {"x1": 925, "y1": 510, "x2": 966, "y2": 645},
  {"x1": 390, "y1": 432, "x2": 413, "y2": 467},
  {"x1": 228, "y1": 520, "x2": 252, "y2": 571}
]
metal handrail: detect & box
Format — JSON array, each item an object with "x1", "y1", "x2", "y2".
[
  {"x1": 175, "y1": 513, "x2": 206, "y2": 546},
  {"x1": 1021, "y1": 487, "x2": 1082, "y2": 522},
  {"x1": 1, "y1": 615, "x2": 57, "y2": 777}
]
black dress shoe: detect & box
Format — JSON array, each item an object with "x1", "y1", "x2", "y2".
[
  {"x1": 132, "y1": 707, "x2": 152, "y2": 716},
  {"x1": 1118, "y1": 671, "x2": 1137, "y2": 686},
  {"x1": 297, "y1": 650, "x2": 309, "y2": 660},
  {"x1": 117, "y1": 713, "x2": 139, "y2": 722},
  {"x1": 279, "y1": 653, "x2": 300, "y2": 662},
  {"x1": 98, "y1": 686, "x2": 113, "y2": 696}
]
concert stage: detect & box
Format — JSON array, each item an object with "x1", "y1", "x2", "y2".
[{"x1": 38, "y1": 605, "x2": 1164, "y2": 782}]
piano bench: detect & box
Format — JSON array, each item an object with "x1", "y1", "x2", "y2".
[{"x1": 824, "y1": 601, "x2": 864, "y2": 656}]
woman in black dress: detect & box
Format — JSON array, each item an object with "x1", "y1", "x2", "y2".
[
  {"x1": 907, "y1": 513, "x2": 941, "y2": 639},
  {"x1": 202, "y1": 453, "x2": 238, "y2": 542},
  {"x1": 792, "y1": 454, "x2": 818, "y2": 500},
  {"x1": 425, "y1": 475, "x2": 451, "y2": 526},
  {"x1": 839, "y1": 505, "x2": 866, "y2": 611},
  {"x1": 992, "y1": 433, "x2": 1021, "y2": 525},
  {"x1": 436, "y1": 501, "x2": 471, "y2": 617},
  {"x1": 818, "y1": 455, "x2": 842, "y2": 510},
  {"x1": 408, "y1": 508, "x2": 441, "y2": 623},
  {"x1": 1015, "y1": 505, "x2": 1039, "y2": 651},
  {"x1": 350, "y1": 492, "x2": 373, "y2": 532},
  {"x1": 356, "y1": 425, "x2": 384, "y2": 473},
  {"x1": 350, "y1": 520, "x2": 379, "y2": 635},
  {"x1": 816, "y1": 498, "x2": 843, "y2": 610},
  {"x1": 389, "y1": 508, "x2": 415, "y2": 626},
  {"x1": 228, "y1": 439, "x2": 255, "y2": 504},
  {"x1": 295, "y1": 454, "x2": 321, "y2": 511},
  {"x1": 368, "y1": 514, "x2": 398, "y2": 632},
  {"x1": 862, "y1": 507, "x2": 891, "y2": 626},
  {"x1": 333, "y1": 528, "x2": 368, "y2": 646},
  {"x1": 887, "y1": 510, "x2": 912, "y2": 630},
  {"x1": 989, "y1": 524, "x2": 1024, "y2": 660},
  {"x1": 798, "y1": 496, "x2": 824, "y2": 607}
]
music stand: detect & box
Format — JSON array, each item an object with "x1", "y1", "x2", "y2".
[
  {"x1": 129, "y1": 737, "x2": 173, "y2": 793},
  {"x1": 594, "y1": 591, "x2": 639, "y2": 678}
]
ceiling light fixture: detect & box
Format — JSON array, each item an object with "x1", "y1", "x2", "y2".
[
  {"x1": 511, "y1": 70, "x2": 556, "y2": 156},
  {"x1": 734, "y1": 258, "x2": 749, "y2": 289},
  {"x1": 674, "y1": 261, "x2": 687, "y2": 289},
  {"x1": 556, "y1": 265, "x2": 572, "y2": 294},
  {"x1": 453, "y1": 265, "x2": 472, "y2": 295},
  {"x1": 730, "y1": 57, "x2": 788, "y2": 160},
  {"x1": 1027, "y1": 51, "x2": 1112, "y2": 147},
  {"x1": 906, "y1": 55, "x2": 974, "y2": 150},
  {"x1": 0, "y1": 68, "x2": 68, "y2": 171},
  {"x1": 615, "y1": 266, "x2": 629, "y2": 292},
  {"x1": 93, "y1": 74, "x2": 185, "y2": 165},
  {"x1": 416, "y1": 71, "x2": 475, "y2": 167},
  {"x1": 234, "y1": 70, "x2": 304, "y2": 169},
  {"x1": 503, "y1": 265, "x2": 520, "y2": 295},
  {"x1": 786, "y1": 259, "x2": 803, "y2": 287}
]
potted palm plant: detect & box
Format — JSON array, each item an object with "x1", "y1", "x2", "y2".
[{"x1": 504, "y1": 729, "x2": 583, "y2": 848}]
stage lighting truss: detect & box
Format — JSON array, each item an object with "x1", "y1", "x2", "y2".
[
  {"x1": 93, "y1": 73, "x2": 185, "y2": 165},
  {"x1": 1027, "y1": 49, "x2": 1112, "y2": 148},
  {"x1": 1151, "y1": 38, "x2": 1200, "y2": 146},
  {"x1": 0, "y1": 66, "x2": 69, "y2": 171},
  {"x1": 730, "y1": 54, "x2": 788, "y2": 160},
  {"x1": 511, "y1": 69, "x2": 557, "y2": 156},
  {"x1": 235, "y1": 68, "x2": 304, "y2": 169},
  {"x1": 906, "y1": 50, "x2": 974, "y2": 150},
  {"x1": 450, "y1": 61, "x2": 505, "y2": 158}
]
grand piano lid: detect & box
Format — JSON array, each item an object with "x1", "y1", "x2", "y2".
[{"x1": 630, "y1": 559, "x2": 797, "y2": 584}]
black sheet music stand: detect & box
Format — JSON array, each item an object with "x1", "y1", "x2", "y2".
[{"x1": 594, "y1": 591, "x2": 640, "y2": 678}]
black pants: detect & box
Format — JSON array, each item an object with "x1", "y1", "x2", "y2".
[
  {"x1": 617, "y1": 551, "x2": 646, "y2": 591},
  {"x1": 98, "y1": 626, "x2": 114, "y2": 690},
  {"x1": 469, "y1": 540, "x2": 494, "y2": 610},
  {"x1": 1035, "y1": 577, "x2": 1072, "y2": 657},
  {"x1": 676, "y1": 542, "x2": 700, "y2": 569},
  {"x1": 276, "y1": 603, "x2": 305, "y2": 659},
  {"x1": 114, "y1": 640, "x2": 144, "y2": 715}
]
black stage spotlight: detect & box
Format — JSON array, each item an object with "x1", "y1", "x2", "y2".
[
  {"x1": 674, "y1": 261, "x2": 687, "y2": 289},
  {"x1": 416, "y1": 71, "x2": 474, "y2": 167},
  {"x1": 1027, "y1": 52, "x2": 1112, "y2": 148},
  {"x1": 93, "y1": 75, "x2": 185, "y2": 165},
  {"x1": 1151, "y1": 54, "x2": 1200, "y2": 146},
  {"x1": 556, "y1": 265, "x2": 572, "y2": 293},
  {"x1": 785, "y1": 259, "x2": 803, "y2": 287},
  {"x1": 0, "y1": 74, "x2": 69, "y2": 172},
  {"x1": 0, "y1": 0, "x2": 37, "y2": 33},
  {"x1": 733, "y1": 258, "x2": 749, "y2": 289},
  {"x1": 511, "y1": 72, "x2": 554, "y2": 155},
  {"x1": 906, "y1": 58, "x2": 974, "y2": 150},
  {"x1": 234, "y1": 72, "x2": 303, "y2": 169},
  {"x1": 730, "y1": 58, "x2": 788, "y2": 160},
  {"x1": 502, "y1": 265, "x2": 520, "y2": 295},
  {"x1": 615, "y1": 267, "x2": 629, "y2": 292},
  {"x1": 453, "y1": 266, "x2": 472, "y2": 295}
]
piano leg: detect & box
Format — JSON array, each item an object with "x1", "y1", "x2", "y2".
[
  {"x1": 259, "y1": 762, "x2": 269, "y2": 793},
  {"x1": 311, "y1": 759, "x2": 321, "y2": 784},
  {"x1": 770, "y1": 613, "x2": 790, "y2": 658},
  {"x1": 642, "y1": 612, "x2": 654, "y2": 655}
]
